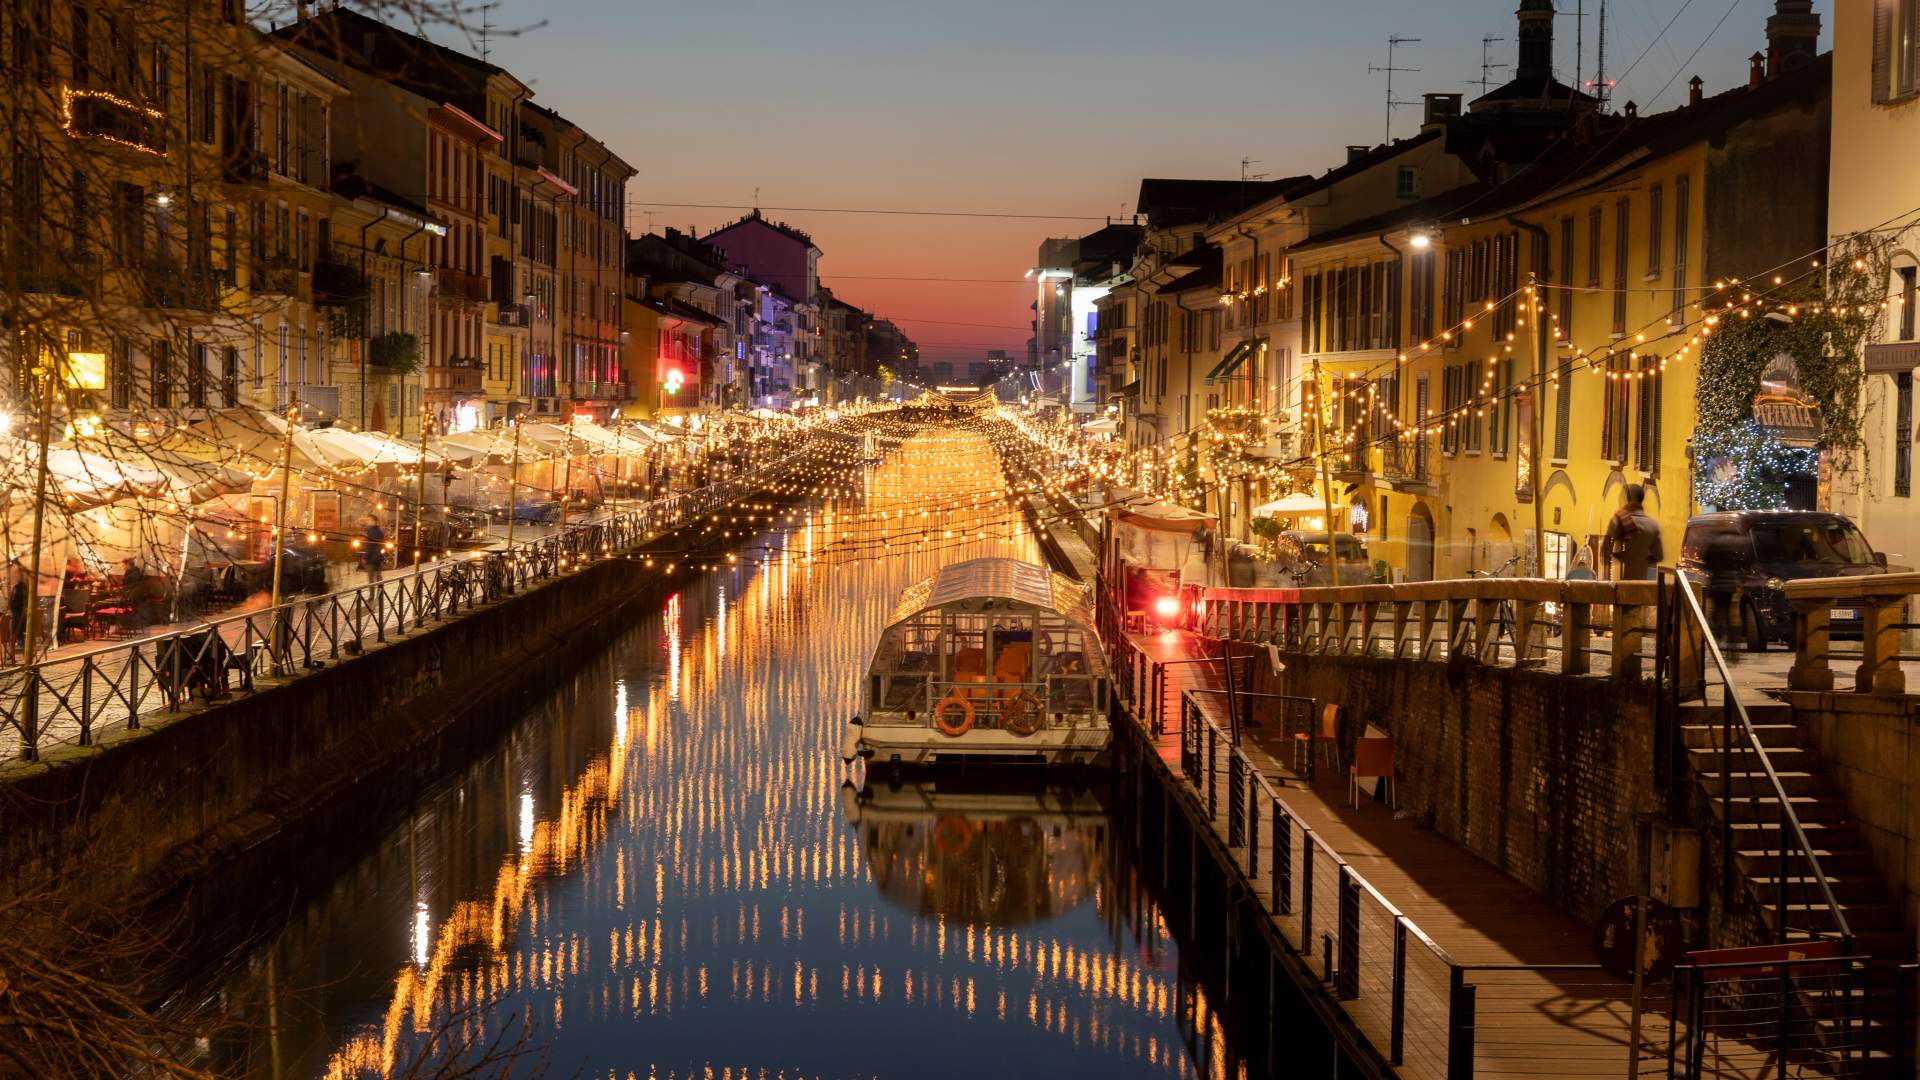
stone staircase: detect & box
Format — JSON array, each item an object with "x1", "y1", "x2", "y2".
[
  {"x1": 1683, "y1": 691, "x2": 1911, "y2": 961},
  {"x1": 1684, "y1": 688, "x2": 1913, "y2": 1075}
]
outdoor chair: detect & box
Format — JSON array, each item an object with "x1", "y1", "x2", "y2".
[
  {"x1": 1349, "y1": 736, "x2": 1398, "y2": 809},
  {"x1": 1294, "y1": 701, "x2": 1340, "y2": 776}
]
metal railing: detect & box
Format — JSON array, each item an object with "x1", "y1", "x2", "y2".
[{"x1": 0, "y1": 442, "x2": 814, "y2": 761}]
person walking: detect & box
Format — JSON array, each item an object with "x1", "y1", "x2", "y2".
[
  {"x1": 7, "y1": 560, "x2": 27, "y2": 657},
  {"x1": 362, "y1": 515, "x2": 386, "y2": 584},
  {"x1": 1604, "y1": 483, "x2": 1664, "y2": 581}
]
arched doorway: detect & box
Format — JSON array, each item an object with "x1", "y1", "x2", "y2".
[
  {"x1": 1405, "y1": 504, "x2": 1435, "y2": 583},
  {"x1": 1487, "y1": 513, "x2": 1517, "y2": 576}
]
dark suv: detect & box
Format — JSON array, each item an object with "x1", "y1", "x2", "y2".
[{"x1": 1678, "y1": 511, "x2": 1889, "y2": 650}]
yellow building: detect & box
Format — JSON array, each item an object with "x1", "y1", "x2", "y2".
[{"x1": 1287, "y1": 55, "x2": 1829, "y2": 582}]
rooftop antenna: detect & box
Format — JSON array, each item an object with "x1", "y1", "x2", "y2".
[
  {"x1": 478, "y1": 2, "x2": 496, "y2": 61},
  {"x1": 1574, "y1": 1, "x2": 1584, "y2": 109},
  {"x1": 1480, "y1": 35, "x2": 1508, "y2": 96},
  {"x1": 1368, "y1": 35, "x2": 1423, "y2": 144},
  {"x1": 1592, "y1": 0, "x2": 1612, "y2": 113},
  {"x1": 1240, "y1": 158, "x2": 1268, "y2": 182}
]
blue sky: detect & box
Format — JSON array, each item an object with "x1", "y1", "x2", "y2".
[{"x1": 461, "y1": 0, "x2": 1823, "y2": 360}]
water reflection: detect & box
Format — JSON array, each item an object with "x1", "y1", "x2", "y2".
[
  {"x1": 196, "y1": 429, "x2": 1249, "y2": 1079},
  {"x1": 850, "y1": 782, "x2": 1102, "y2": 927}
]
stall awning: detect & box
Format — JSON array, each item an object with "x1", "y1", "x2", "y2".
[{"x1": 1205, "y1": 340, "x2": 1257, "y2": 383}]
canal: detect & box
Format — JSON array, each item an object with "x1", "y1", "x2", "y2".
[{"x1": 187, "y1": 428, "x2": 1259, "y2": 1079}]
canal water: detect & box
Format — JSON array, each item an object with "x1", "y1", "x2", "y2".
[{"x1": 195, "y1": 429, "x2": 1252, "y2": 1079}]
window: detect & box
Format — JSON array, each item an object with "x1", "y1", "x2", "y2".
[
  {"x1": 1553, "y1": 362, "x2": 1572, "y2": 460},
  {"x1": 70, "y1": 169, "x2": 88, "y2": 258},
  {"x1": 149, "y1": 338, "x2": 170, "y2": 406},
  {"x1": 1442, "y1": 249, "x2": 1466, "y2": 342},
  {"x1": 1601, "y1": 352, "x2": 1632, "y2": 461},
  {"x1": 1558, "y1": 216, "x2": 1575, "y2": 340},
  {"x1": 1635, "y1": 356, "x2": 1663, "y2": 473},
  {"x1": 222, "y1": 346, "x2": 238, "y2": 406},
  {"x1": 1490, "y1": 358, "x2": 1513, "y2": 456},
  {"x1": 1895, "y1": 372, "x2": 1916, "y2": 498},
  {"x1": 187, "y1": 344, "x2": 208, "y2": 408},
  {"x1": 71, "y1": 5, "x2": 90, "y2": 86},
  {"x1": 1413, "y1": 374, "x2": 1430, "y2": 478},
  {"x1": 110, "y1": 337, "x2": 132, "y2": 409},
  {"x1": 1877, "y1": 0, "x2": 1920, "y2": 101},
  {"x1": 1646, "y1": 184, "x2": 1663, "y2": 279},
  {"x1": 1587, "y1": 206, "x2": 1603, "y2": 287},
  {"x1": 1900, "y1": 265, "x2": 1917, "y2": 341},
  {"x1": 1612, "y1": 199, "x2": 1630, "y2": 335},
  {"x1": 1672, "y1": 176, "x2": 1691, "y2": 325},
  {"x1": 275, "y1": 83, "x2": 290, "y2": 176},
  {"x1": 1396, "y1": 167, "x2": 1416, "y2": 199}
]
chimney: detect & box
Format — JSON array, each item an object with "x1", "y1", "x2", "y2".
[
  {"x1": 1688, "y1": 76, "x2": 1704, "y2": 106},
  {"x1": 1422, "y1": 92, "x2": 1463, "y2": 130},
  {"x1": 1346, "y1": 145, "x2": 1371, "y2": 164},
  {"x1": 1749, "y1": 52, "x2": 1766, "y2": 89},
  {"x1": 1766, "y1": 0, "x2": 1821, "y2": 78}
]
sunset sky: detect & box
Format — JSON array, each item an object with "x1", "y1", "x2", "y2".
[{"x1": 475, "y1": 0, "x2": 1822, "y2": 365}]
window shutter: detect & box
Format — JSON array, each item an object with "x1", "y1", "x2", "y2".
[
  {"x1": 1651, "y1": 366, "x2": 1663, "y2": 473},
  {"x1": 1874, "y1": 0, "x2": 1892, "y2": 104},
  {"x1": 1554, "y1": 365, "x2": 1571, "y2": 459}
]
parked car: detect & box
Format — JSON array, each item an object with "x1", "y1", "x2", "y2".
[
  {"x1": 1678, "y1": 511, "x2": 1889, "y2": 650},
  {"x1": 1277, "y1": 531, "x2": 1372, "y2": 587}
]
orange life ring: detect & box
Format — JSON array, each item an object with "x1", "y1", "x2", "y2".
[
  {"x1": 933, "y1": 814, "x2": 974, "y2": 856},
  {"x1": 934, "y1": 693, "x2": 975, "y2": 737}
]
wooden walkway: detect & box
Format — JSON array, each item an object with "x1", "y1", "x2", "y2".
[{"x1": 1118, "y1": 626, "x2": 1793, "y2": 1080}]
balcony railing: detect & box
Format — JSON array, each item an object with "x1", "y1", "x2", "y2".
[
  {"x1": 251, "y1": 259, "x2": 302, "y2": 297},
  {"x1": 493, "y1": 302, "x2": 529, "y2": 327},
  {"x1": 435, "y1": 267, "x2": 490, "y2": 303}
]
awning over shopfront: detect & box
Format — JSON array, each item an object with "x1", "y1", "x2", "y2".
[{"x1": 1205, "y1": 340, "x2": 1258, "y2": 383}]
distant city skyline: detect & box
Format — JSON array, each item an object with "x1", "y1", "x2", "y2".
[{"x1": 462, "y1": 0, "x2": 1827, "y2": 363}]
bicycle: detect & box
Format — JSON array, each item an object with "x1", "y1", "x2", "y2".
[{"x1": 1468, "y1": 555, "x2": 1524, "y2": 653}]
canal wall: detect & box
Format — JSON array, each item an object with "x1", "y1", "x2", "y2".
[
  {"x1": 0, "y1": 512, "x2": 788, "y2": 914},
  {"x1": 1782, "y1": 688, "x2": 1920, "y2": 949},
  {"x1": 1248, "y1": 651, "x2": 1662, "y2": 926}
]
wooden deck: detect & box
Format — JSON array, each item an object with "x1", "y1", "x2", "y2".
[{"x1": 1117, "y1": 625, "x2": 1794, "y2": 1080}]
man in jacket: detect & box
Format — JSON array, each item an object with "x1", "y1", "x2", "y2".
[{"x1": 1604, "y1": 483, "x2": 1664, "y2": 581}]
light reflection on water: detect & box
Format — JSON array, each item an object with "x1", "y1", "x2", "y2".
[{"x1": 210, "y1": 430, "x2": 1246, "y2": 1079}]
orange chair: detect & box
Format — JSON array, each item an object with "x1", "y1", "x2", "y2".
[
  {"x1": 1294, "y1": 702, "x2": 1340, "y2": 775},
  {"x1": 1349, "y1": 736, "x2": 1397, "y2": 809}
]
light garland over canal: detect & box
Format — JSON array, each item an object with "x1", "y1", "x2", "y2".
[{"x1": 197, "y1": 422, "x2": 1250, "y2": 1080}]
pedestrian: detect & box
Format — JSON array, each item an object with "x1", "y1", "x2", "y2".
[
  {"x1": 1604, "y1": 483, "x2": 1664, "y2": 581},
  {"x1": 1565, "y1": 547, "x2": 1596, "y2": 581},
  {"x1": 7, "y1": 560, "x2": 27, "y2": 655},
  {"x1": 362, "y1": 515, "x2": 386, "y2": 583}
]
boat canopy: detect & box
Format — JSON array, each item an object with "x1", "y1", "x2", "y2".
[{"x1": 886, "y1": 557, "x2": 1093, "y2": 631}]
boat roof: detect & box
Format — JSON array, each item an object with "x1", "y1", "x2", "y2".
[{"x1": 887, "y1": 557, "x2": 1093, "y2": 628}]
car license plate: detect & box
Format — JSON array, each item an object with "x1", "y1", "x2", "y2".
[{"x1": 1830, "y1": 608, "x2": 1855, "y2": 621}]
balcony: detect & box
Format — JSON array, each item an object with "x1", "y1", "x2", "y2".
[
  {"x1": 369, "y1": 331, "x2": 421, "y2": 373},
  {"x1": 437, "y1": 359, "x2": 484, "y2": 395},
  {"x1": 6, "y1": 252, "x2": 98, "y2": 298},
  {"x1": 252, "y1": 258, "x2": 302, "y2": 297},
  {"x1": 435, "y1": 267, "x2": 490, "y2": 304},
  {"x1": 222, "y1": 148, "x2": 267, "y2": 184},
  {"x1": 312, "y1": 252, "x2": 367, "y2": 309},
  {"x1": 146, "y1": 261, "x2": 224, "y2": 311},
  {"x1": 493, "y1": 302, "x2": 529, "y2": 327},
  {"x1": 63, "y1": 87, "x2": 166, "y2": 155}
]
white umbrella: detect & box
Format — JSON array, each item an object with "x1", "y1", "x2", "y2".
[{"x1": 1250, "y1": 493, "x2": 1328, "y2": 518}]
